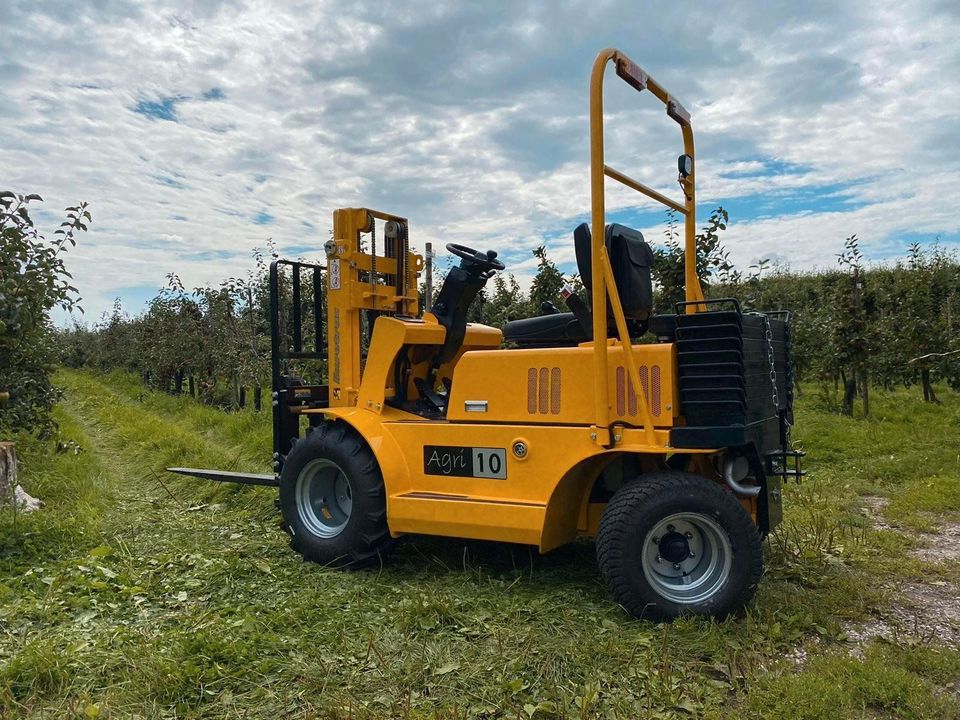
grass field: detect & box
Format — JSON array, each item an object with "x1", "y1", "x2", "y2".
[{"x1": 1, "y1": 369, "x2": 958, "y2": 719}]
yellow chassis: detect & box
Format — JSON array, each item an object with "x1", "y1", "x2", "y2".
[{"x1": 307, "y1": 49, "x2": 754, "y2": 552}]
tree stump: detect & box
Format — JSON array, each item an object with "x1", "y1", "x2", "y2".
[
  {"x1": 0, "y1": 442, "x2": 42, "y2": 512},
  {"x1": 0, "y1": 442, "x2": 17, "y2": 503}
]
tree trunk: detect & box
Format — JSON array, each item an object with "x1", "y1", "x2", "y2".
[
  {"x1": 239, "y1": 386, "x2": 246, "y2": 408},
  {"x1": 0, "y1": 442, "x2": 42, "y2": 512},
  {"x1": 921, "y1": 368, "x2": 939, "y2": 403},
  {"x1": 189, "y1": 376, "x2": 196, "y2": 397},
  {"x1": 254, "y1": 386, "x2": 262, "y2": 412},
  {"x1": 174, "y1": 369, "x2": 184, "y2": 394},
  {"x1": 842, "y1": 370, "x2": 856, "y2": 416}
]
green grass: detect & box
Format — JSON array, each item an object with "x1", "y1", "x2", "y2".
[
  {"x1": 0, "y1": 370, "x2": 957, "y2": 718},
  {"x1": 740, "y1": 643, "x2": 960, "y2": 719}
]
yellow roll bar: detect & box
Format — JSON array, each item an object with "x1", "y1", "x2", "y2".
[{"x1": 589, "y1": 48, "x2": 705, "y2": 438}]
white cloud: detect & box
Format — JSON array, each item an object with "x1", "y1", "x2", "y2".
[{"x1": 1, "y1": 0, "x2": 958, "y2": 321}]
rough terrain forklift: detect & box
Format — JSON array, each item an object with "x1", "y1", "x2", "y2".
[{"x1": 171, "y1": 48, "x2": 802, "y2": 620}]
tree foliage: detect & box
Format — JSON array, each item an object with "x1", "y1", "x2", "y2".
[
  {"x1": 653, "y1": 206, "x2": 738, "y2": 309},
  {"x1": 1, "y1": 192, "x2": 87, "y2": 436},
  {"x1": 56, "y1": 208, "x2": 960, "y2": 411}
]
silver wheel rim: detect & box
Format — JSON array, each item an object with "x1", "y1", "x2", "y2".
[
  {"x1": 295, "y1": 458, "x2": 353, "y2": 538},
  {"x1": 641, "y1": 512, "x2": 732, "y2": 605}
]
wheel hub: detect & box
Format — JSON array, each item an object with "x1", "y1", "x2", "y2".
[
  {"x1": 658, "y1": 532, "x2": 690, "y2": 563},
  {"x1": 641, "y1": 512, "x2": 733, "y2": 605},
  {"x1": 295, "y1": 458, "x2": 353, "y2": 538}
]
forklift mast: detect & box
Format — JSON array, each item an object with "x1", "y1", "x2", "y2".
[
  {"x1": 325, "y1": 208, "x2": 422, "y2": 407},
  {"x1": 266, "y1": 208, "x2": 424, "y2": 479}
]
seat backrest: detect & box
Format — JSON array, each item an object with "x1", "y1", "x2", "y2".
[
  {"x1": 573, "y1": 223, "x2": 594, "y2": 290},
  {"x1": 572, "y1": 222, "x2": 654, "y2": 321},
  {"x1": 431, "y1": 264, "x2": 487, "y2": 364}
]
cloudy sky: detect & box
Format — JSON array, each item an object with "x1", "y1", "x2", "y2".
[{"x1": 3, "y1": 0, "x2": 959, "y2": 322}]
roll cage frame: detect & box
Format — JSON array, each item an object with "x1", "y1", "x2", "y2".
[{"x1": 588, "y1": 48, "x2": 703, "y2": 445}]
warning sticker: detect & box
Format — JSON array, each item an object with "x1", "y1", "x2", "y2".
[{"x1": 329, "y1": 259, "x2": 341, "y2": 289}]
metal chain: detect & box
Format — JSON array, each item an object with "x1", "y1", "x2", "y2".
[
  {"x1": 399, "y1": 222, "x2": 408, "y2": 303},
  {"x1": 749, "y1": 312, "x2": 779, "y2": 412},
  {"x1": 763, "y1": 313, "x2": 780, "y2": 412},
  {"x1": 750, "y1": 312, "x2": 799, "y2": 481},
  {"x1": 369, "y1": 214, "x2": 377, "y2": 308}
]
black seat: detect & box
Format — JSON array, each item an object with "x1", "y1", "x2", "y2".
[
  {"x1": 501, "y1": 312, "x2": 587, "y2": 346},
  {"x1": 503, "y1": 223, "x2": 655, "y2": 346}
]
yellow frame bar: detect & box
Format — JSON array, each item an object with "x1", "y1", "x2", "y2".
[
  {"x1": 599, "y1": 248, "x2": 657, "y2": 445},
  {"x1": 589, "y1": 48, "x2": 705, "y2": 432},
  {"x1": 603, "y1": 165, "x2": 687, "y2": 215}
]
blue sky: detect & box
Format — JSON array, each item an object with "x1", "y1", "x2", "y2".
[{"x1": 2, "y1": 0, "x2": 959, "y2": 322}]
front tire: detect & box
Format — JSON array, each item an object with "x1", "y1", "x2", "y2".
[
  {"x1": 279, "y1": 421, "x2": 392, "y2": 567},
  {"x1": 596, "y1": 471, "x2": 763, "y2": 621}
]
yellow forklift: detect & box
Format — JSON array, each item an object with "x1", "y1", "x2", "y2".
[{"x1": 171, "y1": 48, "x2": 802, "y2": 620}]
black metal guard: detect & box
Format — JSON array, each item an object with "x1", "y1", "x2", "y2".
[
  {"x1": 764, "y1": 448, "x2": 806, "y2": 483},
  {"x1": 269, "y1": 259, "x2": 328, "y2": 477}
]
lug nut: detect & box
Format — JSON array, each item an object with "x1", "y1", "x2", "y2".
[
  {"x1": 667, "y1": 524, "x2": 675, "y2": 532},
  {"x1": 689, "y1": 551, "x2": 696, "y2": 558},
  {"x1": 652, "y1": 536, "x2": 660, "y2": 544},
  {"x1": 684, "y1": 531, "x2": 693, "y2": 539},
  {"x1": 673, "y1": 563, "x2": 681, "y2": 570},
  {"x1": 655, "y1": 555, "x2": 662, "y2": 563}
]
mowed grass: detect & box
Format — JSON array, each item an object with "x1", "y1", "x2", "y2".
[{"x1": 0, "y1": 369, "x2": 957, "y2": 719}]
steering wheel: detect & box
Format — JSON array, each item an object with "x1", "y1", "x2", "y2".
[{"x1": 446, "y1": 243, "x2": 505, "y2": 274}]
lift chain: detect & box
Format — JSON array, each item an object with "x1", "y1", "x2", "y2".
[
  {"x1": 369, "y1": 213, "x2": 377, "y2": 307},
  {"x1": 399, "y1": 221, "x2": 409, "y2": 302}
]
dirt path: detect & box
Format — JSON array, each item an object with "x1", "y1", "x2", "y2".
[{"x1": 846, "y1": 496, "x2": 960, "y2": 649}]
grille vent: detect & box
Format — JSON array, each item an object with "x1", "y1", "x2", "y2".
[
  {"x1": 615, "y1": 365, "x2": 661, "y2": 417},
  {"x1": 527, "y1": 367, "x2": 561, "y2": 414}
]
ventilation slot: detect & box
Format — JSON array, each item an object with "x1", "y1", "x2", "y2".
[
  {"x1": 615, "y1": 365, "x2": 661, "y2": 417},
  {"x1": 527, "y1": 368, "x2": 537, "y2": 414},
  {"x1": 527, "y1": 367, "x2": 562, "y2": 415},
  {"x1": 550, "y1": 367, "x2": 561, "y2": 414}
]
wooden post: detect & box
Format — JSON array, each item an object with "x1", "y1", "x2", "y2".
[
  {"x1": 861, "y1": 369, "x2": 869, "y2": 416},
  {"x1": 853, "y1": 266, "x2": 868, "y2": 417}
]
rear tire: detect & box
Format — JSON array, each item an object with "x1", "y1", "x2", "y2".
[
  {"x1": 596, "y1": 471, "x2": 762, "y2": 621},
  {"x1": 279, "y1": 420, "x2": 392, "y2": 567}
]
